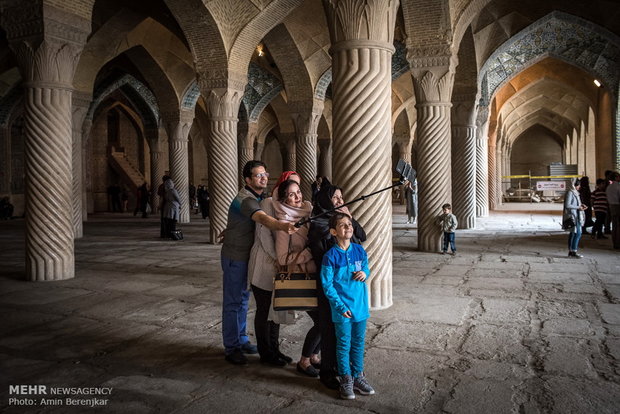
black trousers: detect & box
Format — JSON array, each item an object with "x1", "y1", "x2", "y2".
[
  {"x1": 160, "y1": 207, "x2": 166, "y2": 238},
  {"x1": 593, "y1": 211, "x2": 607, "y2": 238},
  {"x1": 251, "y1": 285, "x2": 281, "y2": 360},
  {"x1": 302, "y1": 310, "x2": 321, "y2": 357},
  {"x1": 317, "y1": 277, "x2": 337, "y2": 376}
]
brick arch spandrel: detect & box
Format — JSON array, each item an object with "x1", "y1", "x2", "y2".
[
  {"x1": 164, "y1": 0, "x2": 228, "y2": 76},
  {"x1": 74, "y1": 14, "x2": 194, "y2": 98},
  {"x1": 124, "y1": 46, "x2": 182, "y2": 115},
  {"x1": 267, "y1": 93, "x2": 295, "y2": 135},
  {"x1": 264, "y1": 24, "x2": 314, "y2": 103},
  {"x1": 227, "y1": 0, "x2": 304, "y2": 79}
]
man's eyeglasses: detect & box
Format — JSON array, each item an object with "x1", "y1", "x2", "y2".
[{"x1": 253, "y1": 172, "x2": 270, "y2": 178}]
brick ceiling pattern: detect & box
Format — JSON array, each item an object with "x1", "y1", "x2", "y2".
[{"x1": 480, "y1": 11, "x2": 620, "y2": 105}]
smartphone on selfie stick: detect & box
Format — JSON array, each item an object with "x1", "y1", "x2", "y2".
[{"x1": 294, "y1": 159, "x2": 416, "y2": 228}]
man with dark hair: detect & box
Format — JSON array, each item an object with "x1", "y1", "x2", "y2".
[
  {"x1": 221, "y1": 160, "x2": 298, "y2": 365},
  {"x1": 606, "y1": 171, "x2": 620, "y2": 249}
]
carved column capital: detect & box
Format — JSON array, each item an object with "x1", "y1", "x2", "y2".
[
  {"x1": 322, "y1": 0, "x2": 399, "y2": 45},
  {"x1": 203, "y1": 88, "x2": 244, "y2": 121},
  {"x1": 452, "y1": 100, "x2": 476, "y2": 127},
  {"x1": 411, "y1": 67, "x2": 456, "y2": 104},
  {"x1": 3, "y1": 4, "x2": 90, "y2": 87}
]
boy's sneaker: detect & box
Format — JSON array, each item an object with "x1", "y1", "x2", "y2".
[
  {"x1": 353, "y1": 374, "x2": 375, "y2": 395},
  {"x1": 339, "y1": 375, "x2": 355, "y2": 400}
]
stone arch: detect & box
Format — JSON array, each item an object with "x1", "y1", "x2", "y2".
[
  {"x1": 181, "y1": 81, "x2": 201, "y2": 110},
  {"x1": 480, "y1": 12, "x2": 620, "y2": 106},
  {"x1": 264, "y1": 24, "x2": 314, "y2": 104},
  {"x1": 267, "y1": 93, "x2": 294, "y2": 134},
  {"x1": 75, "y1": 12, "x2": 193, "y2": 96},
  {"x1": 87, "y1": 74, "x2": 159, "y2": 131},
  {"x1": 159, "y1": 0, "x2": 228, "y2": 76},
  {"x1": 0, "y1": 86, "x2": 23, "y2": 127},
  {"x1": 499, "y1": 78, "x2": 592, "y2": 140},
  {"x1": 244, "y1": 62, "x2": 284, "y2": 122},
  {"x1": 510, "y1": 123, "x2": 564, "y2": 179},
  {"x1": 227, "y1": 0, "x2": 304, "y2": 78},
  {"x1": 123, "y1": 46, "x2": 182, "y2": 114},
  {"x1": 315, "y1": 69, "x2": 332, "y2": 101}
]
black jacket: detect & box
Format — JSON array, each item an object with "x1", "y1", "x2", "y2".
[{"x1": 308, "y1": 180, "x2": 366, "y2": 268}]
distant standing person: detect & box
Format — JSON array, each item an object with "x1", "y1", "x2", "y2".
[
  {"x1": 134, "y1": 182, "x2": 149, "y2": 218},
  {"x1": 158, "y1": 175, "x2": 171, "y2": 238},
  {"x1": 437, "y1": 203, "x2": 458, "y2": 255},
  {"x1": 121, "y1": 187, "x2": 129, "y2": 212},
  {"x1": 404, "y1": 179, "x2": 417, "y2": 224},
  {"x1": 189, "y1": 183, "x2": 196, "y2": 214},
  {"x1": 220, "y1": 160, "x2": 298, "y2": 365},
  {"x1": 110, "y1": 184, "x2": 122, "y2": 212},
  {"x1": 197, "y1": 185, "x2": 210, "y2": 219},
  {"x1": 606, "y1": 172, "x2": 620, "y2": 249},
  {"x1": 564, "y1": 178, "x2": 587, "y2": 258},
  {"x1": 163, "y1": 179, "x2": 181, "y2": 238},
  {"x1": 311, "y1": 175, "x2": 322, "y2": 203},
  {"x1": 579, "y1": 176, "x2": 593, "y2": 234}
]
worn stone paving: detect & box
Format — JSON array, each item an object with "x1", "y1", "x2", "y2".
[{"x1": 1, "y1": 204, "x2": 619, "y2": 413}]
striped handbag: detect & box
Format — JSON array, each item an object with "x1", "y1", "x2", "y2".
[{"x1": 273, "y1": 250, "x2": 318, "y2": 311}]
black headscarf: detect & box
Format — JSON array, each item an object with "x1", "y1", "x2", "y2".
[
  {"x1": 313, "y1": 178, "x2": 341, "y2": 216},
  {"x1": 308, "y1": 178, "x2": 366, "y2": 268}
]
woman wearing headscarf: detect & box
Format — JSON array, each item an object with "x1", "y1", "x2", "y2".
[
  {"x1": 272, "y1": 178, "x2": 322, "y2": 377},
  {"x1": 163, "y1": 178, "x2": 181, "y2": 238},
  {"x1": 563, "y1": 178, "x2": 586, "y2": 258},
  {"x1": 308, "y1": 178, "x2": 366, "y2": 389},
  {"x1": 248, "y1": 171, "x2": 300, "y2": 367}
]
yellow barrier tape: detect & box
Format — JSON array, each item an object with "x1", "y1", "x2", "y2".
[{"x1": 502, "y1": 175, "x2": 580, "y2": 179}]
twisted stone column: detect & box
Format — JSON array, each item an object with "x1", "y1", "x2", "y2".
[
  {"x1": 285, "y1": 139, "x2": 296, "y2": 172},
  {"x1": 452, "y1": 125, "x2": 476, "y2": 229},
  {"x1": 318, "y1": 139, "x2": 332, "y2": 180},
  {"x1": 408, "y1": 55, "x2": 456, "y2": 252},
  {"x1": 204, "y1": 89, "x2": 243, "y2": 243},
  {"x1": 164, "y1": 110, "x2": 194, "y2": 223},
  {"x1": 255, "y1": 142, "x2": 265, "y2": 161},
  {"x1": 10, "y1": 40, "x2": 85, "y2": 280},
  {"x1": 81, "y1": 121, "x2": 92, "y2": 218},
  {"x1": 475, "y1": 109, "x2": 489, "y2": 217},
  {"x1": 488, "y1": 140, "x2": 498, "y2": 210},
  {"x1": 397, "y1": 140, "x2": 413, "y2": 164},
  {"x1": 150, "y1": 149, "x2": 166, "y2": 210},
  {"x1": 324, "y1": 0, "x2": 398, "y2": 309},
  {"x1": 239, "y1": 122, "x2": 257, "y2": 187},
  {"x1": 292, "y1": 103, "x2": 322, "y2": 198},
  {"x1": 71, "y1": 93, "x2": 91, "y2": 239},
  {"x1": 0, "y1": 126, "x2": 9, "y2": 194}
]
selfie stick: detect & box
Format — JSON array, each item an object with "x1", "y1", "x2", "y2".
[{"x1": 294, "y1": 160, "x2": 416, "y2": 228}]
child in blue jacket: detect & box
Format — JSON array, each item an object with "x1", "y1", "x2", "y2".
[{"x1": 320, "y1": 213, "x2": 374, "y2": 400}]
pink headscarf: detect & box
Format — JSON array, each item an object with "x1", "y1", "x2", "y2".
[{"x1": 272, "y1": 171, "x2": 301, "y2": 197}]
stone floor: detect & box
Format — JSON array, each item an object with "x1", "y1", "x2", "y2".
[{"x1": 1, "y1": 204, "x2": 620, "y2": 413}]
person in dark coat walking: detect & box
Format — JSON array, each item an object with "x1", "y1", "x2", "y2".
[
  {"x1": 197, "y1": 185, "x2": 210, "y2": 219},
  {"x1": 579, "y1": 176, "x2": 593, "y2": 234},
  {"x1": 134, "y1": 182, "x2": 149, "y2": 218},
  {"x1": 158, "y1": 175, "x2": 171, "y2": 237},
  {"x1": 307, "y1": 178, "x2": 366, "y2": 390},
  {"x1": 163, "y1": 178, "x2": 181, "y2": 238}
]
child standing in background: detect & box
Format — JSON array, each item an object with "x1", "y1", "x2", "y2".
[{"x1": 437, "y1": 203, "x2": 458, "y2": 255}]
